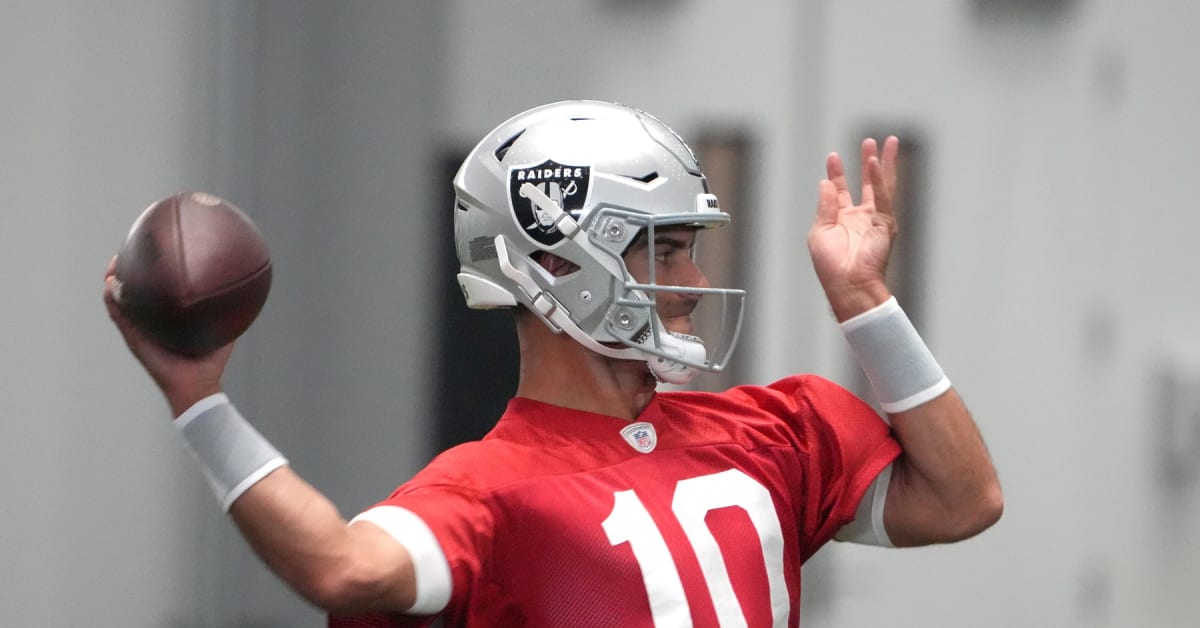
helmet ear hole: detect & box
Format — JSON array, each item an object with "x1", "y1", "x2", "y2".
[{"x1": 532, "y1": 251, "x2": 581, "y2": 277}]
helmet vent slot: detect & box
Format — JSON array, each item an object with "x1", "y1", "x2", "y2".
[
  {"x1": 494, "y1": 130, "x2": 525, "y2": 161},
  {"x1": 616, "y1": 171, "x2": 660, "y2": 184}
]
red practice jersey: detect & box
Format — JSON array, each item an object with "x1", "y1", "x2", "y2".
[{"x1": 329, "y1": 375, "x2": 899, "y2": 627}]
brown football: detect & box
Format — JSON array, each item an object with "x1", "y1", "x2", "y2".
[{"x1": 113, "y1": 192, "x2": 272, "y2": 357}]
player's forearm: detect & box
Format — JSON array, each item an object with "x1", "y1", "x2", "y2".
[
  {"x1": 171, "y1": 395, "x2": 415, "y2": 613},
  {"x1": 884, "y1": 389, "x2": 1003, "y2": 545},
  {"x1": 833, "y1": 292, "x2": 1002, "y2": 545},
  {"x1": 227, "y1": 467, "x2": 353, "y2": 605},
  {"x1": 228, "y1": 467, "x2": 416, "y2": 613}
]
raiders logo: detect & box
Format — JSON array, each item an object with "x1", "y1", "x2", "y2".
[{"x1": 509, "y1": 159, "x2": 591, "y2": 246}]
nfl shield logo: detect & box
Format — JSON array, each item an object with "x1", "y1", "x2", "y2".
[{"x1": 620, "y1": 421, "x2": 658, "y2": 454}]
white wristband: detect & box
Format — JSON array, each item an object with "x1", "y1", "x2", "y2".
[
  {"x1": 175, "y1": 393, "x2": 288, "y2": 512},
  {"x1": 840, "y1": 297, "x2": 951, "y2": 413}
]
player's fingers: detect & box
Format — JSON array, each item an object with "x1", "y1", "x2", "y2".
[
  {"x1": 860, "y1": 171, "x2": 874, "y2": 209},
  {"x1": 826, "y1": 153, "x2": 854, "y2": 208},
  {"x1": 814, "y1": 179, "x2": 840, "y2": 227},
  {"x1": 103, "y1": 276, "x2": 124, "y2": 318},
  {"x1": 869, "y1": 156, "x2": 893, "y2": 219},
  {"x1": 102, "y1": 274, "x2": 135, "y2": 328},
  {"x1": 103, "y1": 256, "x2": 122, "y2": 312},
  {"x1": 881, "y1": 136, "x2": 900, "y2": 199},
  {"x1": 103, "y1": 276, "x2": 158, "y2": 355},
  {"x1": 860, "y1": 138, "x2": 879, "y2": 209},
  {"x1": 860, "y1": 138, "x2": 878, "y2": 197}
]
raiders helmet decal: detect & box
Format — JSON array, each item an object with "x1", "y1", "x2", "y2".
[{"x1": 508, "y1": 159, "x2": 591, "y2": 246}]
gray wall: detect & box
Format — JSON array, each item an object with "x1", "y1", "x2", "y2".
[
  {"x1": 813, "y1": 2, "x2": 1200, "y2": 627},
  {"x1": 3, "y1": 3, "x2": 248, "y2": 625},
  {"x1": 5, "y1": 1, "x2": 1200, "y2": 626},
  {"x1": 2, "y1": 2, "x2": 443, "y2": 626},
  {"x1": 217, "y1": 3, "x2": 446, "y2": 625}
]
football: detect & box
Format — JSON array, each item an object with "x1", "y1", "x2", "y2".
[{"x1": 113, "y1": 192, "x2": 273, "y2": 357}]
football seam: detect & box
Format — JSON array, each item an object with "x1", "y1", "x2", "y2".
[
  {"x1": 177, "y1": 261, "x2": 272, "y2": 308},
  {"x1": 173, "y1": 201, "x2": 190, "y2": 304}
]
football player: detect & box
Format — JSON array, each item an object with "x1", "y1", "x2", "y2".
[{"x1": 105, "y1": 100, "x2": 1002, "y2": 627}]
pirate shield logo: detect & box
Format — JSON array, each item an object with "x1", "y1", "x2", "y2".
[{"x1": 508, "y1": 159, "x2": 591, "y2": 246}]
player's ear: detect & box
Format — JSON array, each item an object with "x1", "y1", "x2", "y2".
[{"x1": 533, "y1": 252, "x2": 580, "y2": 277}]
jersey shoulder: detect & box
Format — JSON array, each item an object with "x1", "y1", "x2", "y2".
[
  {"x1": 393, "y1": 438, "x2": 533, "y2": 498},
  {"x1": 657, "y1": 374, "x2": 871, "y2": 438}
]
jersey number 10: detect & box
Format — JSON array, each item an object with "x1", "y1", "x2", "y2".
[{"x1": 601, "y1": 468, "x2": 790, "y2": 628}]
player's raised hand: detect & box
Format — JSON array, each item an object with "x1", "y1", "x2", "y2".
[
  {"x1": 104, "y1": 255, "x2": 233, "y2": 417},
  {"x1": 807, "y1": 136, "x2": 900, "y2": 321}
]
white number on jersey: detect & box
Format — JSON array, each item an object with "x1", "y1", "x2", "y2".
[{"x1": 601, "y1": 469, "x2": 789, "y2": 627}]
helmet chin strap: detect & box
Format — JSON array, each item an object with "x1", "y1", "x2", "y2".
[
  {"x1": 494, "y1": 234, "x2": 636, "y2": 362},
  {"x1": 645, "y1": 330, "x2": 705, "y2": 385}
]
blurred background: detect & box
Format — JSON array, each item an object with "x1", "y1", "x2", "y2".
[{"x1": 4, "y1": 0, "x2": 1199, "y2": 626}]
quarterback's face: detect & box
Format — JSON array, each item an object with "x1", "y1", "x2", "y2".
[{"x1": 622, "y1": 226, "x2": 709, "y2": 335}]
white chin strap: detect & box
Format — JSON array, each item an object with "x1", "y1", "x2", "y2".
[{"x1": 647, "y1": 332, "x2": 706, "y2": 385}]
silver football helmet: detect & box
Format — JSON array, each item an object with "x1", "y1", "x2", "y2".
[{"x1": 453, "y1": 100, "x2": 744, "y2": 384}]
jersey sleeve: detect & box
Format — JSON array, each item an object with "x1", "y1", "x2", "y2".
[
  {"x1": 335, "y1": 447, "x2": 499, "y2": 624},
  {"x1": 760, "y1": 375, "x2": 901, "y2": 559},
  {"x1": 327, "y1": 611, "x2": 437, "y2": 628}
]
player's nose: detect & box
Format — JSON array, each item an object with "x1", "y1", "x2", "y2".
[{"x1": 678, "y1": 256, "x2": 710, "y2": 292}]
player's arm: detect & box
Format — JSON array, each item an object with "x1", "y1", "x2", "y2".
[
  {"x1": 880, "y1": 388, "x2": 999, "y2": 546},
  {"x1": 228, "y1": 466, "x2": 417, "y2": 612},
  {"x1": 809, "y1": 139, "x2": 1003, "y2": 547},
  {"x1": 103, "y1": 262, "x2": 417, "y2": 613}
]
